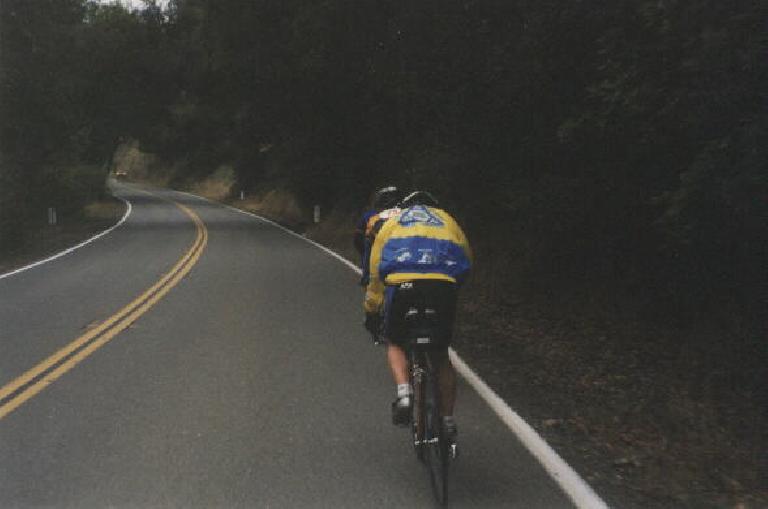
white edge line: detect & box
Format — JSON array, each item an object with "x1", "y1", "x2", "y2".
[
  {"x1": 0, "y1": 196, "x2": 132, "y2": 281},
  {"x1": 173, "y1": 190, "x2": 361, "y2": 273},
  {"x1": 448, "y1": 350, "x2": 609, "y2": 509},
  {"x1": 176, "y1": 188, "x2": 609, "y2": 509},
  {"x1": 230, "y1": 207, "x2": 361, "y2": 273}
]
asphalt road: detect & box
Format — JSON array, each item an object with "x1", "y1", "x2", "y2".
[{"x1": 0, "y1": 183, "x2": 574, "y2": 508}]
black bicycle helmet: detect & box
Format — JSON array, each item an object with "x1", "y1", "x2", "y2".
[
  {"x1": 373, "y1": 186, "x2": 400, "y2": 210},
  {"x1": 399, "y1": 190, "x2": 439, "y2": 208}
]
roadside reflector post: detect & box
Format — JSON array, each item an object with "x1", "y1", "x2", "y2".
[
  {"x1": 313, "y1": 205, "x2": 320, "y2": 224},
  {"x1": 240, "y1": 190, "x2": 245, "y2": 200},
  {"x1": 48, "y1": 207, "x2": 57, "y2": 226}
]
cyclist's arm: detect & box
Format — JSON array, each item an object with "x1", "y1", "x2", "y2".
[
  {"x1": 364, "y1": 216, "x2": 395, "y2": 314},
  {"x1": 354, "y1": 209, "x2": 377, "y2": 257}
]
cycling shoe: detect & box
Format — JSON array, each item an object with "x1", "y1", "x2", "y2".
[{"x1": 391, "y1": 396, "x2": 411, "y2": 426}]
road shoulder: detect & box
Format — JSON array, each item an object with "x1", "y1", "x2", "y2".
[{"x1": 0, "y1": 196, "x2": 126, "y2": 277}]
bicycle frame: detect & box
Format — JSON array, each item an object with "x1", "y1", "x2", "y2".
[
  {"x1": 385, "y1": 279, "x2": 457, "y2": 504},
  {"x1": 408, "y1": 345, "x2": 449, "y2": 505}
]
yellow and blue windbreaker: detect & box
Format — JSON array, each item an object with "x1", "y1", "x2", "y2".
[{"x1": 364, "y1": 205, "x2": 472, "y2": 314}]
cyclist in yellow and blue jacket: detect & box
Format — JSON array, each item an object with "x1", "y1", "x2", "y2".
[
  {"x1": 353, "y1": 186, "x2": 401, "y2": 286},
  {"x1": 363, "y1": 191, "x2": 472, "y2": 445}
]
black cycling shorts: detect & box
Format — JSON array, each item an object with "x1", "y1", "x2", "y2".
[{"x1": 383, "y1": 280, "x2": 457, "y2": 347}]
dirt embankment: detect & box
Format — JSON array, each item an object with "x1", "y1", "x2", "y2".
[{"x1": 0, "y1": 197, "x2": 125, "y2": 275}]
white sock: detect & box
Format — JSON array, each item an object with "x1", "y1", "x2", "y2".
[{"x1": 397, "y1": 384, "x2": 412, "y2": 399}]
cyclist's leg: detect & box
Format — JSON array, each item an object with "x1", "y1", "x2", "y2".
[
  {"x1": 383, "y1": 284, "x2": 409, "y2": 385},
  {"x1": 388, "y1": 343, "x2": 412, "y2": 425},
  {"x1": 387, "y1": 344, "x2": 408, "y2": 385},
  {"x1": 383, "y1": 285, "x2": 413, "y2": 424}
]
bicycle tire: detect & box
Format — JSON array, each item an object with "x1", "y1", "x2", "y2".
[
  {"x1": 411, "y1": 359, "x2": 426, "y2": 463},
  {"x1": 424, "y1": 353, "x2": 448, "y2": 505}
]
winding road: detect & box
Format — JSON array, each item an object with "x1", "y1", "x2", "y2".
[{"x1": 0, "y1": 183, "x2": 580, "y2": 507}]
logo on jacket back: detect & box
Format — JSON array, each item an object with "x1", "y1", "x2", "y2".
[
  {"x1": 395, "y1": 248, "x2": 413, "y2": 262},
  {"x1": 399, "y1": 205, "x2": 444, "y2": 227}
]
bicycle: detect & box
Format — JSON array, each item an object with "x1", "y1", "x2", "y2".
[
  {"x1": 408, "y1": 335, "x2": 455, "y2": 505},
  {"x1": 374, "y1": 281, "x2": 457, "y2": 506}
]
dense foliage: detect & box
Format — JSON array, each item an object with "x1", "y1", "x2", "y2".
[
  {"x1": 1, "y1": 0, "x2": 765, "y2": 329},
  {"x1": 0, "y1": 0, "x2": 172, "y2": 240}
]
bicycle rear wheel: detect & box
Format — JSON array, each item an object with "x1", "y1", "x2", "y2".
[
  {"x1": 411, "y1": 363, "x2": 426, "y2": 463},
  {"x1": 423, "y1": 357, "x2": 448, "y2": 505}
]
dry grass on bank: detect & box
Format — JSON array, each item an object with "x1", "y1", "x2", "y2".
[
  {"x1": 83, "y1": 200, "x2": 124, "y2": 221},
  {"x1": 189, "y1": 165, "x2": 236, "y2": 201},
  {"x1": 230, "y1": 192, "x2": 360, "y2": 265},
  {"x1": 304, "y1": 208, "x2": 360, "y2": 264},
  {"x1": 0, "y1": 197, "x2": 125, "y2": 274},
  {"x1": 237, "y1": 189, "x2": 306, "y2": 228},
  {"x1": 112, "y1": 140, "x2": 168, "y2": 187}
]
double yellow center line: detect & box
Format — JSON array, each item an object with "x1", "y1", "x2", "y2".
[{"x1": 0, "y1": 199, "x2": 208, "y2": 420}]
